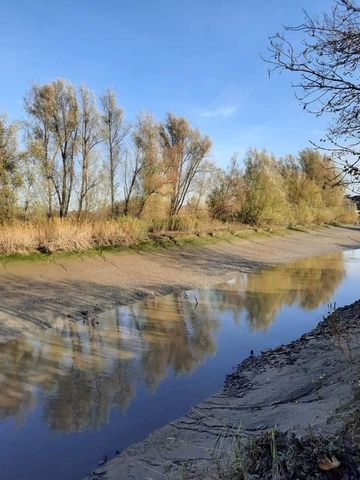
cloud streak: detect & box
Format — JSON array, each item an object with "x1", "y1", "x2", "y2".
[{"x1": 199, "y1": 104, "x2": 238, "y2": 118}]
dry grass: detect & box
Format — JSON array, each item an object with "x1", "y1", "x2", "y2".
[
  {"x1": 214, "y1": 418, "x2": 360, "y2": 480},
  {"x1": 148, "y1": 213, "x2": 224, "y2": 233},
  {"x1": 0, "y1": 217, "x2": 149, "y2": 255},
  {"x1": 0, "y1": 215, "x2": 227, "y2": 255},
  {"x1": 0, "y1": 211, "x2": 355, "y2": 257}
]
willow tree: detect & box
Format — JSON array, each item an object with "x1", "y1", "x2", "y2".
[
  {"x1": 0, "y1": 116, "x2": 21, "y2": 221},
  {"x1": 124, "y1": 113, "x2": 164, "y2": 217},
  {"x1": 207, "y1": 156, "x2": 244, "y2": 220},
  {"x1": 25, "y1": 79, "x2": 79, "y2": 218},
  {"x1": 24, "y1": 84, "x2": 55, "y2": 218},
  {"x1": 299, "y1": 149, "x2": 349, "y2": 219},
  {"x1": 100, "y1": 89, "x2": 128, "y2": 216},
  {"x1": 241, "y1": 149, "x2": 292, "y2": 225},
  {"x1": 159, "y1": 113, "x2": 211, "y2": 218},
  {"x1": 78, "y1": 86, "x2": 101, "y2": 217}
]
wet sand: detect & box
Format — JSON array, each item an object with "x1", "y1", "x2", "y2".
[{"x1": 0, "y1": 225, "x2": 360, "y2": 342}]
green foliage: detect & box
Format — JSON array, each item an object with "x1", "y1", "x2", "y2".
[
  {"x1": 285, "y1": 149, "x2": 357, "y2": 224},
  {"x1": 208, "y1": 148, "x2": 357, "y2": 227},
  {"x1": 240, "y1": 150, "x2": 292, "y2": 225}
]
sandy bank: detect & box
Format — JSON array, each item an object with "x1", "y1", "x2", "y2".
[{"x1": 0, "y1": 225, "x2": 360, "y2": 342}]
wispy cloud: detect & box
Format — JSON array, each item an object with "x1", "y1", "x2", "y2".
[{"x1": 199, "y1": 104, "x2": 238, "y2": 118}]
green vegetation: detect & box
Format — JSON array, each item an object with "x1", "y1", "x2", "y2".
[
  {"x1": 209, "y1": 149, "x2": 356, "y2": 226},
  {"x1": 0, "y1": 80, "x2": 356, "y2": 256}
]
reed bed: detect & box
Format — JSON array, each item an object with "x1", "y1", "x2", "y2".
[{"x1": 0, "y1": 215, "x2": 224, "y2": 255}]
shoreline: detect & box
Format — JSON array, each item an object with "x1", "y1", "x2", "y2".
[
  {"x1": 0, "y1": 225, "x2": 360, "y2": 343},
  {"x1": 0, "y1": 222, "x2": 287, "y2": 262},
  {"x1": 0, "y1": 224, "x2": 312, "y2": 266},
  {"x1": 86, "y1": 299, "x2": 360, "y2": 479}
]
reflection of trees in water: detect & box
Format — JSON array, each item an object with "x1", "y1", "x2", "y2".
[
  {"x1": 0, "y1": 293, "x2": 219, "y2": 432},
  {"x1": 138, "y1": 294, "x2": 219, "y2": 390},
  {"x1": 0, "y1": 252, "x2": 345, "y2": 431},
  {"x1": 0, "y1": 338, "x2": 38, "y2": 418},
  {"x1": 44, "y1": 295, "x2": 220, "y2": 431},
  {"x1": 210, "y1": 252, "x2": 345, "y2": 331}
]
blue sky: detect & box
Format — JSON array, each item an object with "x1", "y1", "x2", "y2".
[{"x1": 0, "y1": 0, "x2": 333, "y2": 167}]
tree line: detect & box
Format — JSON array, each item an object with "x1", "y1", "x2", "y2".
[
  {"x1": 208, "y1": 149, "x2": 356, "y2": 225},
  {"x1": 0, "y1": 78, "x2": 356, "y2": 226},
  {"x1": 1, "y1": 79, "x2": 211, "y2": 222}
]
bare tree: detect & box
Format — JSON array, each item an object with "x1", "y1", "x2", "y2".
[
  {"x1": 50, "y1": 80, "x2": 79, "y2": 217},
  {"x1": 159, "y1": 113, "x2": 211, "y2": 218},
  {"x1": 265, "y1": 0, "x2": 360, "y2": 189},
  {"x1": 123, "y1": 148, "x2": 140, "y2": 216},
  {"x1": 24, "y1": 84, "x2": 56, "y2": 218},
  {"x1": 0, "y1": 115, "x2": 21, "y2": 221},
  {"x1": 100, "y1": 89, "x2": 128, "y2": 215},
  {"x1": 25, "y1": 80, "x2": 79, "y2": 218},
  {"x1": 77, "y1": 86, "x2": 101, "y2": 217},
  {"x1": 189, "y1": 160, "x2": 219, "y2": 214},
  {"x1": 207, "y1": 156, "x2": 243, "y2": 220}
]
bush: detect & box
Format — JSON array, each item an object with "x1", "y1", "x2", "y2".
[{"x1": 240, "y1": 150, "x2": 292, "y2": 226}]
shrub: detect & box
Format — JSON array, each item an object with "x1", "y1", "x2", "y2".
[{"x1": 240, "y1": 150, "x2": 292, "y2": 226}]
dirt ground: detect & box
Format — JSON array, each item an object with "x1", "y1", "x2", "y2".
[{"x1": 0, "y1": 225, "x2": 360, "y2": 342}]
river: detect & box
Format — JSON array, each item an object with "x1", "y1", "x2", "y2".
[{"x1": 1, "y1": 249, "x2": 360, "y2": 480}]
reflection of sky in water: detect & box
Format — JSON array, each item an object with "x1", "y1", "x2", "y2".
[{"x1": 0, "y1": 249, "x2": 360, "y2": 480}]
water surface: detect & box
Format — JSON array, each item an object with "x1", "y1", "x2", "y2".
[{"x1": 1, "y1": 249, "x2": 360, "y2": 480}]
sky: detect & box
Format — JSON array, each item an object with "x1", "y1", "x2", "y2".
[{"x1": 0, "y1": 0, "x2": 334, "y2": 168}]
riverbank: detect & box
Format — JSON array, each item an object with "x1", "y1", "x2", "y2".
[
  {"x1": 0, "y1": 225, "x2": 360, "y2": 342},
  {"x1": 86, "y1": 299, "x2": 360, "y2": 480}
]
